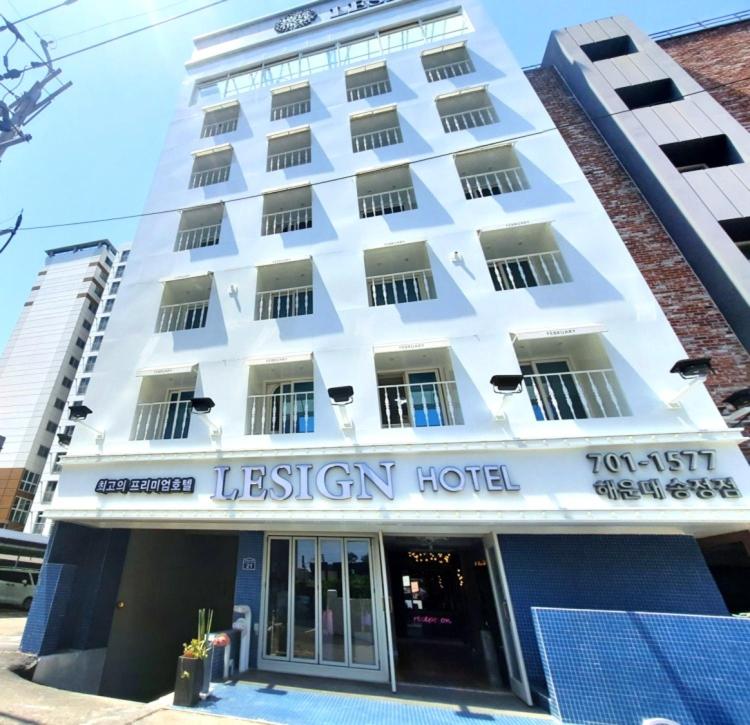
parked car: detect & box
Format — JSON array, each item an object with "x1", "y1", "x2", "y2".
[{"x1": 0, "y1": 568, "x2": 38, "y2": 610}]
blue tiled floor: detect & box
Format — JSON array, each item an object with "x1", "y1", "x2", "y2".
[{"x1": 181, "y1": 681, "x2": 557, "y2": 725}]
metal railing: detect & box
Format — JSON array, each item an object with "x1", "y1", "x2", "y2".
[
  {"x1": 347, "y1": 78, "x2": 391, "y2": 101},
  {"x1": 367, "y1": 269, "x2": 435, "y2": 306},
  {"x1": 440, "y1": 105, "x2": 497, "y2": 133},
  {"x1": 256, "y1": 285, "x2": 313, "y2": 319},
  {"x1": 358, "y1": 186, "x2": 417, "y2": 218},
  {"x1": 425, "y1": 58, "x2": 475, "y2": 82},
  {"x1": 132, "y1": 400, "x2": 193, "y2": 440},
  {"x1": 267, "y1": 146, "x2": 311, "y2": 171},
  {"x1": 262, "y1": 205, "x2": 313, "y2": 235},
  {"x1": 379, "y1": 380, "x2": 461, "y2": 428},
  {"x1": 460, "y1": 167, "x2": 529, "y2": 199},
  {"x1": 650, "y1": 10, "x2": 750, "y2": 40},
  {"x1": 174, "y1": 222, "x2": 222, "y2": 251},
  {"x1": 523, "y1": 369, "x2": 627, "y2": 421},
  {"x1": 201, "y1": 117, "x2": 238, "y2": 138},
  {"x1": 270, "y1": 98, "x2": 310, "y2": 120},
  {"x1": 352, "y1": 125, "x2": 403, "y2": 152},
  {"x1": 156, "y1": 300, "x2": 209, "y2": 332},
  {"x1": 189, "y1": 164, "x2": 230, "y2": 188},
  {"x1": 246, "y1": 391, "x2": 315, "y2": 434},
  {"x1": 487, "y1": 251, "x2": 569, "y2": 290}
]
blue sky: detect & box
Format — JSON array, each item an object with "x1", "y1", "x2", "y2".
[{"x1": 0, "y1": 0, "x2": 747, "y2": 350}]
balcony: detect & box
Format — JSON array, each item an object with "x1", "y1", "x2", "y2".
[
  {"x1": 437, "y1": 88, "x2": 498, "y2": 133},
  {"x1": 375, "y1": 347, "x2": 462, "y2": 428},
  {"x1": 189, "y1": 146, "x2": 232, "y2": 188},
  {"x1": 131, "y1": 371, "x2": 195, "y2": 440},
  {"x1": 422, "y1": 43, "x2": 475, "y2": 82},
  {"x1": 346, "y1": 63, "x2": 391, "y2": 101},
  {"x1": 156, "y1": 275, "x2": 211, "y2": 333},
  {"x1": 660, "y1": 135, "x2": 742, "y2": 173},
  {"x1": 456, "y1": 146, "x2": 529, "y2": 199},
  {"x1": 350, "y1": 106, "x2": 402, "y2": 152},
  {"x1": 271, "y1": 82, "x2": 310, "y2": 121},
  {"x1": 201, "y1": 102, "x2": 239, "y2": 138},
  {"x1": 480, "y1": 224, "x2": 571, "y2": 290},
  {"x1": 719, "y1": 217, "x2": 750, "y2": 259},
  {"x1": 514, "y1": 334, "x2": 629, "y2": 421},
  {"x1": 357, "y1": 165, "x2": 417, "y2": 218},
  {"x1": 262, "y1": 185, "x2": 313, "y2": 235},
  {"x1": 174, "y1": 203, "x2": 223, "y2": 251},
  {"x1": 267, "y1": 128, "x2": 311, "y2": 171},
  {"x1": 365, "y1": 242, "x2": 436, "y2": 306},
  {"x1": 256, "y1": 259, "x2": 313, "y2": 320},
  {"x1": 246, "y1": 359, "x2": 314, "y2": 435}
]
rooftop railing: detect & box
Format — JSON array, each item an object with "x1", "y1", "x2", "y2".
[
  {"x1": 189, "y1": 164, "x2": 230, "y2": 189},
  {"x1": 256, "y1": 285, "x2": 313, "y2": 319},
  {"x1": 425, "y1": 58, "x2": 475, "y2": 82},
  {"x1": 267, "y1": 146, "x2": 311, "y2": 171},
  {"x1": 378, "y1": 380, "x2": 461, "y2": 428},
  {"x1": 132, "y1": 400, "x2": 192, "y2": 440},
  {"x1": 156, "y1": 300, "x2": 209, "y2": 332},
  {"x1": 352, "y1": 125, "x2": 403, "y2": 152},
  {"x1": 262, "y1": 205, "x2": 313, "y2": 235},
  {"x1": 487, "y1": 251, "x2": 570, "y2": 290},
  {"x1": 460, "y1": 166, "x2": 529, "y2": 199},
  {"x1": 247, "y1": 391, "x2": 315, "y2": 434},
  {"x1": 174, "y1": 222, "x2": 221, "y2": 251},
  {"x1": 358, "y1": 186, "x2": 417, "y2": 218},
  {"x1": 347, "y1": 78, "x2": 391, "y2": 102},
  {"x1": 440, "y1": 105, "x2": 497, "y2": 133}
]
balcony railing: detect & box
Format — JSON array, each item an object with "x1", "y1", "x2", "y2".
[
  {"x1": 347, "y1": 78, "x2": 391, "y2": 102},
  {"x1": 247, "y1": 391, "x2": 315, "y2": 434},
  {"x1": 358, "y1": 186, "x2": 417, "y2": 218},
  {"x1": 262, "y1": 205, "x2": 313, "y2": 235},
  {"x1": 271, "y1": 98, "x2": 310, "y2": 120},
  {"x1": 378, "y1": 380, "x2": 461, "y2": 428},
  {"x1": 201, "y1": 117, "x2": 238, "y2": 138},
  {"x1": 256, "y1": 285, "x2": 313, "y2": 319},
  {"x1": 523, "y1": 369, "x2": 627, "y2": 421},
  {"x1": 352, "y1": 125, "x2": 403, "y2": 152},
  {"x1": 440, "y1": 106, "x2": 497, "y2": 133},
  {"x1": 425, "y1": 59, "x2": 475, "y2": 82},
  {"x1": 156, "y1": 300, "x2": 209, "y2": 333},
  {"x1": 132, "y1": 400, "x2": 192, "y2": 440},
  {"x1": 174, "y1": 223, "x2": 221, "y2": 251},
  {"x1": 367, "y1": 269, "x2": 435, "y2": 306},
  {"x1": 487, "y1": 251, "x2": 569, "y2": 290},
  {"x1": 461, "y1": 167, "x2": 529, "y2": 199},
  {"x1": 190, "y1": 164, "x2": 230, "y2": 188},
  {"x1": 267, "y1": 146, "x2": 311, "y2": 171}
]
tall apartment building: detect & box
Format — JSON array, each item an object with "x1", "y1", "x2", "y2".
[
  {"x1": 22, "y1": 1, "x2": 750, "y2": 719},
  {"x1": 544, "y1": 14, "x2": 750, "y2": 350},
  {"x1": 0, "y1": 240, "x2": 116, "y2": 531},
  {"x1": 23, "y1": 246, "x2": 131, "y2": 537}
]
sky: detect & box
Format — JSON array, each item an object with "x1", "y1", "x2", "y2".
[{"x1": 0, "y1": 0, "x2": 747, "y2": 351}]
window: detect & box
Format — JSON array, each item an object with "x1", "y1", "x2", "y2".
[
  {"x1": 45, "y1": 420, "x2": 57, "y2": 434},
  {"x1": 52, "y1": 452, "x2": 66, "y2": 473},
  {"x1": 120, "y1": 250, "x2": 130, "y2": 262},
  {"x1": 62, "y1": 425, "x2": 74, "y2": 436},
  {"x1": 75, "y1": 337, "x2": 86, "y2": 349},
  {"x1": 615, "y1": 78, "x2": 682, "y2": 110},
  {"x1": 110, "y1": 281, "x2": 120, "y2": 294},
  {"x1": 350, "y1": 107, "x2": 402, "y2": 152},
  {"x1": 84, "y1": 356, "x2": 97, "y2": 373},
  {"x1": 61, "y1": 376, "x2": 72, "y2": 389},
  {"x1": 54, "y1": 398, "x2": 65, "y2": 411},
  {"x1": 68, "y1": 356, "x2": 79, "y2": 369},
  {"x1": 255, "y1": 260, "x2": 313, "y2": 320},
  {"x1": 270, "y1": 83, "x2": 311, "y2": 121},
  {"x1": 580, "y1": 35, "x2": 636, "y2": 62},
  {"x1": 77, "y1": 378, "x2": 90, "y2": 395},
  {"x1": 9, "y1": 496, "x2": 32, "y2": 525},
  {"x1": 156, "y1": 275, "x2": 212, "y2": 333},
  {"x1": 42, "y1": 480, "x2": 57, "y2": 504},
  {"x1": 132, "y1": 385, "x2": 195, "y2": 441},
  {"x1": 189, "y1": 147, "x2": 232, "y2": 188},
  {"x1": 246, "y1": 360, "x2": 315, "y2": 434},
  {"x1": 174, "y1": 204, "x2": 224, "y2": 251},
  {"x1": 98, "y1": 317, "x2": 109, "y2": 331},
  {"x1": 19, "y1": 470, "x2": 41, "y2": 494},
  {"x1": 346, "y1": 63, "x2": 391, "y2": 102},
  {"x1": 719, "y1": 217, "x2": 750, "y2": 259},
  {"x1": 37, "y1": 445, "x2": 50, "y2": 458},
  {"x1": 455, "y1": 146, "x2": 529, "y2": 199},
  {"x1": 201, "y1": 102, "x2": 240, "y2": 137},
  {"x1": 33, "y1": 513, "x2": 46, "y2": 535},
  {"x1": 357, "y1": 165, "x2": 417, "y2": 218},
  {"x1": 89, "y1": 300, "x2": 98, "y2": 313},
  {"x1": 104, "y1": 256, "x2": 113, "y2": 267},
  {"x1": 104, "y1": 298, "x2": 115, "y2": 313},
  {"x1": 436, "y1": 87, "x2": 498, "y2": 133},
  {"x1": 261, "y1": 185, "x2": 313, "y2": 235},
  {"x1": 91, "y1": 281, "x2": 103, "y2": 298},
  {"x1": 364, "y1": 242, "x2": 436, "y2": 306},
  {"x1": 421, "y1": 42, "x2": 474, "y2": 82},
  {"x1": 660, "y1": 135, "x2": 742, "y2": 173},
  {"x1": 266, "y1": 128, "x2": 311, "y2": 171},
  {"x1": 114, "y1": 265, "x2": 125, "y2": 279},
  {"x1": 82, "y1": 319, "x2": 92, "y2": 331},
  {"x1": 91, "y1": 335, "x2": 103, "y2": 351}
]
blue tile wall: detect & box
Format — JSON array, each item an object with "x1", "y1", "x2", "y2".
[
  {"x1": 21, "y1": 522, "x2": 130, "y2": 656},
  {"x1": 533, "y1": 607, "x2": 750, "y2": 725},
  {"x1": 233, "y1": 531, "x2": 264, "y2": 669},
  {"x1": 498, "y1": 534, "x2": 727, "y2": 693}
]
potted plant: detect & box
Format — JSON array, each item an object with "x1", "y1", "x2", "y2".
[{"x1": 173, "y1": 608, "x2": 213, "y2": 707}]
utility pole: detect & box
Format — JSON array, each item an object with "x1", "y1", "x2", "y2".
[{"x1": 0, "y1": 2, "x2": 76, "y2": 161}]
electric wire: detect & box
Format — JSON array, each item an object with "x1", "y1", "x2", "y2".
[{"x1": 15, "y1": 69, "x2": 750, "y2": 232}]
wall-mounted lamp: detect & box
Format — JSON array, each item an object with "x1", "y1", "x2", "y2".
[
  {"x1": 490, "y1": 374, "x2": 524, "y2": 420},
  {"x1": 56, "y1": 433, "x2": 72, "y2": 447},
  {"x1": 68, "y1": 404, "x2": 93, "y2": 421},
  {"x1": 666, "y1": 357, "x2": 713, "y2": 406},
  {"x1": 191, "y1": 397, "x2": 216, "y2": 414},
  {"x1": 190, "y1": 397, "x2": 221, "y2": 443},
  {"x1": 328, "y1": 386, "x2": 354, "y2": 430},
  {"x1": 66, "y1": 404, "x2": 105, "y2": 446},
  {"x1": 723, "y1": 388, "x2": 750, "y2": 426}
]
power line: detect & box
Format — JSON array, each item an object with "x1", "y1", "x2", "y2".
[{"x1": 17, "y1": 70, "x2": 750, "y2": 232}]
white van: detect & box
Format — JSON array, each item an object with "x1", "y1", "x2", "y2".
[{"x1": 0, "y1": 568, "x2": 38, "y2": 610}]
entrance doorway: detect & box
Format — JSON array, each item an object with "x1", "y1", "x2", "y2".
[{"x1": 384, "y1": 536, "x2": 508, "y2": 691}]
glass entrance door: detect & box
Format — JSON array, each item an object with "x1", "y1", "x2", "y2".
[{"x1": 261, "y1": 536, "x2": 383, "y2": 680}]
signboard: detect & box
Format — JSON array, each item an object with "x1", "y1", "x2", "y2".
[
  {"x1": 95, "y1": 477, "x2": 195, "y2": 495},
  {"x1": 242, "y1": 557, "x2": 257, "y2": 572}
]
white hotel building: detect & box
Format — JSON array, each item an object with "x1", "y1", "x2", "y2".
[{"x1": 24, "y1": 0, "x2": 750, "y2": 709}]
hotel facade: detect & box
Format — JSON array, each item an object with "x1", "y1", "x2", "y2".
[{"x1": 22, "y1": 1, "x2": 750, "y2": 718}]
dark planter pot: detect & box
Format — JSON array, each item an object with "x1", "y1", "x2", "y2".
[{"x1": 173, "y1": 656, "x2": 203, "y2": 707}]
